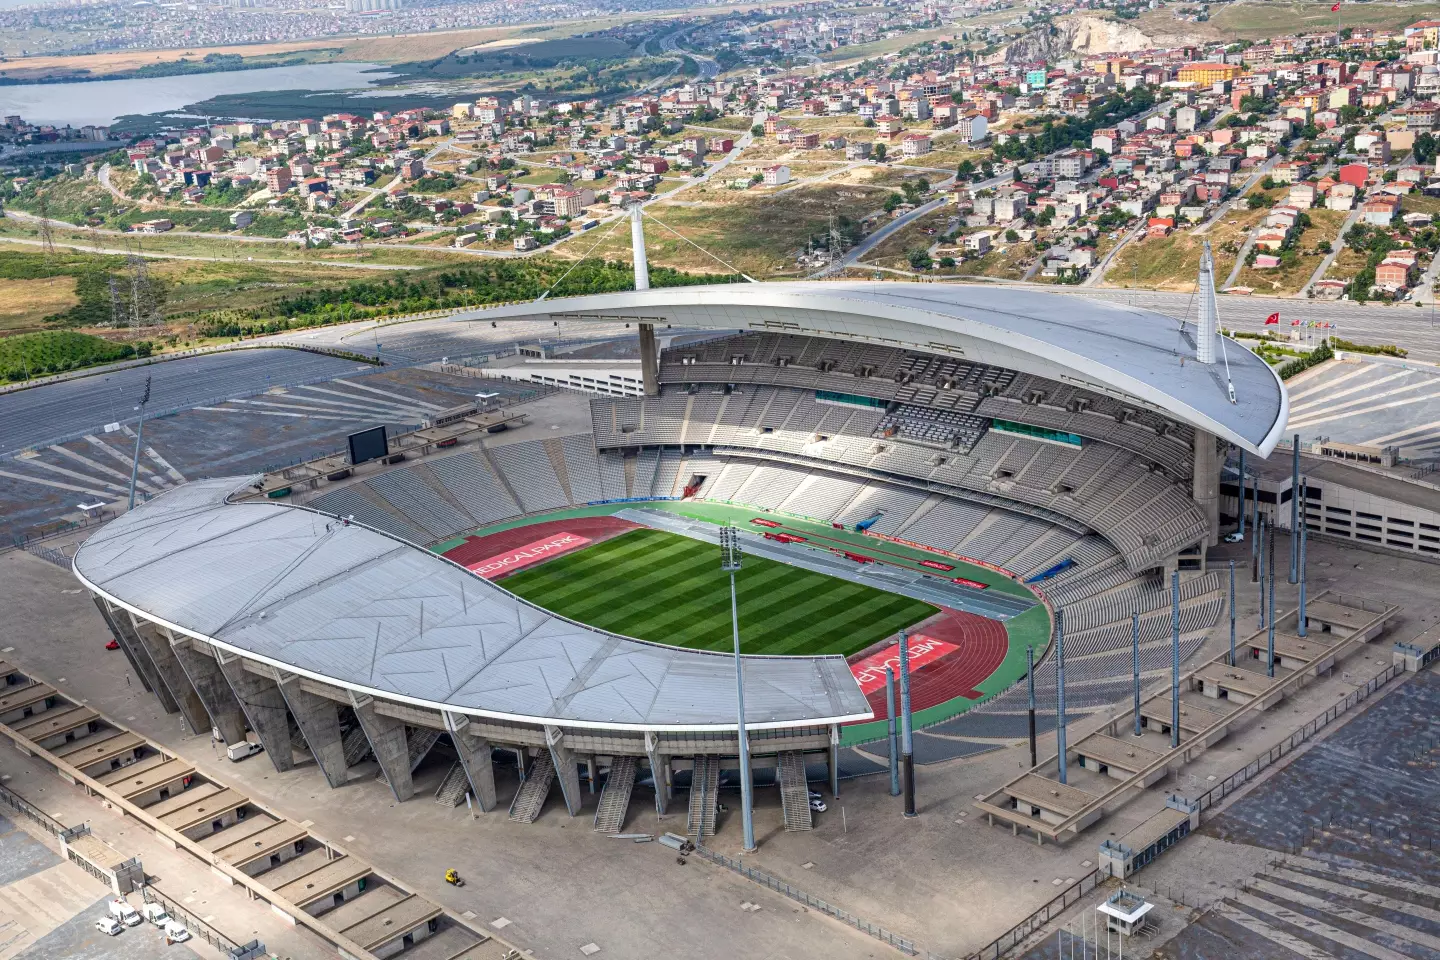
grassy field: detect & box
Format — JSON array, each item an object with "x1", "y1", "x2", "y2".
[
  {"x1": 1209, "y1": 1, "x2": 1440, "y2": 39},
  {"x1": 500, "y1": 527, "x2": 936, "y2": 656},
  {"x1": 0, "y1": 277, "x2": 78, "y2": 333},
  {"x1": 555, "y1": 183, "x2": 889, "y2": 277}
]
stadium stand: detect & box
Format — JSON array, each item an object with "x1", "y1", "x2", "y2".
[
  {"x1": 593, "y1": 387, "x2": 1207, "y2": 571},
  {"x1": 285, "y1": 324, "x2": 1232, "y2": 738},
  {"x1": 426, "y1": 451, "x2": 520, "y2": 525},
  {"x1": 489, "y1": 442, "x2": 569, "y2": 514}
]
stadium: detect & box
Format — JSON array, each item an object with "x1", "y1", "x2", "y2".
[{"x1": 69, "y1": 278, "x2": 1290, "y2": 840}]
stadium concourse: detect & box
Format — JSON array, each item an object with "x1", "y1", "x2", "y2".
[{"x1": 65, "y1": 280, "x2": 1286, "y2": 853}]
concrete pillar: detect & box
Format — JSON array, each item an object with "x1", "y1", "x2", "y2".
[
  {"x1": 91, "y1": 596, "x2": 154, "y2": 697},
  {"x1": 170, "y1": 639, "x2": 246, "y2": 746},
  {"x1": 132, "y1": 620, "x2": 210, "y2": 736},
  {"x1": 443, "y1": 712, "x2": 496, "y2": 812},
  {"x1": 644, "y1": 730, "x2": 667, "y2": 816},
  {"x1": 215, "y1": 653, "x2": 294, "y2": 773},
  {"x1": 277, "y1": 674, "x2": 348, "y2": 789},
  {"x1": 545, "y1": 725, "x2": 582, "y2": 817},
  {"x1": 105, "y1": 602, "x2": 178, "y2": 712},
  {"x1": 638, "y1": 323, "x2": 659, "y2": 396},
  {"x1": 587, "y1": 754, "x2": 599, "y2": 794},
  {"x1": 1192, "y1": 430, "x2": 1220, "y2": 546},
  {"x1": 350, "y1": 693, "x2": 412, "y2": 802}
]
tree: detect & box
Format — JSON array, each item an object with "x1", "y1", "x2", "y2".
[
  {"x1": 883, "y1": 192, "x2": 905, "y2": 213},
  {"x1": 1416, "y1": 132, "x2": 1438, "y2": 165},
  {"x1": 957, "y1": 158, "x2": 976, "y2": 180},
  {"x1": 907, "y1": 248, "x2": 933, "y2": 270},
  {"x1": 1005, "y1": 228, "x2": 1020, "y2": 242},
  {"x1": 873, "y1": 143, "x2": 888, "y2": 162},
  {"x1": 751, "y1": 124, "x2": 765, "y2": 136}
]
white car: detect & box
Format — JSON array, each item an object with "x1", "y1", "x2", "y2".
[
  {"x1": 95, "y1": 917, "x2": 123, "y2": 937},
  {"x1": 809, "y1": 798, "x2": 827, "y2": 812},
  {"x1": 163, "y1": 919, "x2": 191, "y2": 942},
  {"x1": 1223, "y1": 532, "x2": 1245, "y2": 543}
]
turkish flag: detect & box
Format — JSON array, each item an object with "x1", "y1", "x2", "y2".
[
  {"x1": 1291, "y1": 318, "x2": 1302, "y2": 325},
  {"x1": 1265, "y1": 312, "x2": 1280, "y2": 324},
  {"x1": 1331, "y1": 2, "x2": 1341, "y2": 11}
]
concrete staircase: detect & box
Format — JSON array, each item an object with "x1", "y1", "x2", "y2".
[
  {"x1": 434, "y1": 761, "x2": 469, "y2": 807},
  {"x1": 508, "y1": 752, "x2": 555, "y2": 823},
  {"x1": 592, "y1": 755, "x2": 637, "y2": 833},
  {"x1": 778, "y1": 751, "x2": 813, "y2": 832},
  {"x1": 342, "y1": 726, "x2": 372, "y2": 766},
  {"x1": 375, "y1": 727, "x2": 442, "y2": 784},
  {"x1": 686, "y1": 756, "x2": 720, "y2": 843}
]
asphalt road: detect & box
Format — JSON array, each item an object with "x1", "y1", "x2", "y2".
[{"x1": 0, "y1": 348, "x2": 374, "y2": 456}]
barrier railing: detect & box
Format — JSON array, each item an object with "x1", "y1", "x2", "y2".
[
  {"x1": 695, "y1": 846, "x2": 919, "y2": 956},
  {"x1": 963, "y1": 661, "x2": 1403, "y2": 960},
  {"x1": 0, "y1": 780, "x2": 68, "y2": 835},
  {"x1": 140, "y1": 883, "x2": 259, "y2": 957}
]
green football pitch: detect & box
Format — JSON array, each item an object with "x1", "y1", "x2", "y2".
[{"x1": 499, "y1": 528, "x2": 937, "y2": 656}]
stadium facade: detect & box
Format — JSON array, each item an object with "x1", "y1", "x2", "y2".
[{"x1": 72, "y1": 282, "x2": 1287, "y2": 829}]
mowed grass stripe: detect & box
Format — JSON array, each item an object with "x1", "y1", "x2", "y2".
[{"x1": 500, "y1": 529, "x2": 936, "y2": 657}]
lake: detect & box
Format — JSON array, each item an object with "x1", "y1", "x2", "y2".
[{"x1": 0, "y1": 61, "x2": 396, "y2": 127}]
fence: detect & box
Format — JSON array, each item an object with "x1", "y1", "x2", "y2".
[
  {"x1": 8, "y1": 511, "x2": 113, "y2": 552},
  {"x1": 963, "y1": 661, "x2": 1403, "y2": 960},
  {"x1": 964, "y1": 870, "x2": 1104, "y2": 960},
  {"x1": 694, "y1": 846, "x2": 920, "y2": 956},
  {"x1": 0, "y1": 780, "x2": 67, "y2": 835},
  {"x1": 20, "y1": 542, "x2": 70, "y2": 568},
  {"x1": 140, "y1": 883, "x2": 257, "y2": 956},
  {"x1": 1187, "y1": 663, "x2": 1399, "y2": 817}
]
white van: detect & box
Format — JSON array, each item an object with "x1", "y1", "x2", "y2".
[
  {"x1": 163, "y1": 919, "x2": 191, "y2": 942},
  {"x1": 95, "y1": 916, "x2": 123, "y2": 936},
  {"x1": 141, "y1": 902, "x2": 170, "y2": 926},
  {"x1": 108, "y1": 898, "x2": 141, "y2": 927}
]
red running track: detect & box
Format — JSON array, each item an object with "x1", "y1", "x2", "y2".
[
  {"x1": 445, "y1": 519, "x2": 1011, "y2": 718},
  {"x1": 440, "y1": 516, "x2": 640, "y2": 572},
  {"x1": 854, "y1": 607, "x2": 1010, "y2": 718}
]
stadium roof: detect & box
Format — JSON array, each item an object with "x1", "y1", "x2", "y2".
[
  {"x1": 468, "y1": 282, "x2": 1288, "y2": 456},
  {"x1": 72, "y1": 479, "x2": 872, "y2": 732}
]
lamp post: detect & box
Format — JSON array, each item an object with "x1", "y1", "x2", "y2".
[
  {"x1": 719, "y1": 525, "x2": 756, "y2": 853},
  {"x1": 127, "y1": 375, "x2": 151, "y2": 511}
]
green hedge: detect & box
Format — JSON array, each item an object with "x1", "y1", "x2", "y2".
[{"x1": 1276, "y1": 338, "x2": 1333, "y2": 380}]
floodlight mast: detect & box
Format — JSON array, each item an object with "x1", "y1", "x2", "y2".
[
  {"x1": 127, "y1": 375, "x2": 152, "y2": 511},
  {"x1": 719, "y1": 525, "x2": 756, "y2": 853}
]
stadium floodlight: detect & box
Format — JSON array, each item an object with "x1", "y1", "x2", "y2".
[
  {"x1": 718, "y1": 525, "x2": 755, "y2": 852},
  {"x1": 127, "y1": 375, "x2": 152, "y2": 511}
]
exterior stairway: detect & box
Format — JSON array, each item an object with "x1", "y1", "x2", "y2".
[
  {"x1": 342, "y1": 727, "x2": 372, "y2": 766},
  {"x1": 434, "y1": 762, "x2": 469, "y2": 806},
  {"x1": 592, "y1": 756, "x2": 637, "y2": 833},
  {"x1": 778, "y1": 751, "x2": 813, "y2": 832},
  {"x1": 376, "y1": 727, "x2": 442, "y2": 784},
  {"x1": 508, "y1": 752, "x2": 555, "y2": 823},
  {"x1": 686, "y1": 756, "x2": 720, "y2": 843}
]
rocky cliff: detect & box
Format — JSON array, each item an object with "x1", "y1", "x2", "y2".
[{"x1": 1001, "y1": 13, "x2": 1207, "y2": 63}]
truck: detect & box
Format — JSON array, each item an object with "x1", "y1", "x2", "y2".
[
  {"x1": 108, "y1": 898, "x2": 141, "y2": 927},
  {"x1": 226, "y1": 740, "x2": 264, "y2": 762}
]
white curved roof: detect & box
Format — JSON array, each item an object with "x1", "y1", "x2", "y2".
[
  {"x1": 73, "y1": 478, "x2": 872, "y2": 732},
  {"x1": 467, "y1": 282, "x2": 1288, "y2": 456}
]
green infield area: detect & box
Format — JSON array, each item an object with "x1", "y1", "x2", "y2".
[{"x1": 500, "y1": 528, "x2": 937, "y2": 657}]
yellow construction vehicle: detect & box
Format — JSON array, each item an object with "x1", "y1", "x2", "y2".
[{"x1": 445, "y1": 869, "x2": 465, "y2": 887}]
